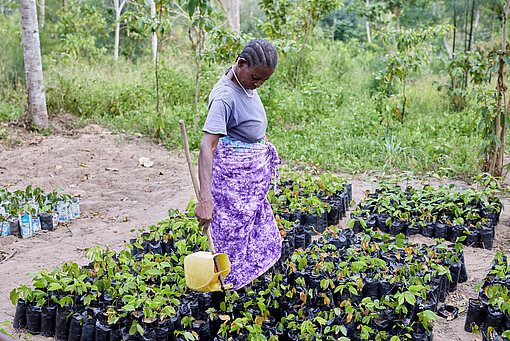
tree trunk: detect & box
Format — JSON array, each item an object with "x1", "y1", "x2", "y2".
[
  {"x1": 233, "y1": 0, "x2": 239, "y2": 33},
  {"x1": 19, "y1": 0, "x2": 49, "y2": 129},
  {"x1": 474, "y1": 6, "x2": 480, "y2": 31},
  {"x1": 113, "y1": 0, "x2": 127, "y2": 61},
  {"x1": 228, "y1": 0, "x2": 240, "y2": 33},
  {"x1": 295, "y1": 14, "x2": 312, "y2": 87},
  {"x1": 366, "y1": 0, "x2": 371, "y2": 43},
  {"x1": 154, "y1": 38, "x2": 162, "y2": 139},
  {"x1": 39, "y1": 0, "x2": 45, "y2": 28},
  {"x1": 453, "y1": 5, "x2": 456, "y2": 55},
  {"x1": 493, "y1": 0, "x2": 510, "y2": 177},
  {"x1": 443, "y1": 36, "x2": 453, "y2": 59},
  {"x1": 395, "y1": 8, "x2": 401, "y2": 32},
  {"x1": 468, "y1": 0, "x2": 475, "y2": 51},
  {"x1": 190, "y1": 25, "x2": 204, "y2": 133},
  {"x1": 193, "y1": 54, "x2": 201, "y2": 133},
  {"x1": 150, "y1": 0, "x2": 157, "y2": 63},
  {"x1": 464, "y1": 1, "x2": 469, "y2": 51}
]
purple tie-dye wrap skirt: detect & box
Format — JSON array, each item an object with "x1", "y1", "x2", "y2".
[{"x1": 210, "y1": 136, "x2": 282, "y2": 290}]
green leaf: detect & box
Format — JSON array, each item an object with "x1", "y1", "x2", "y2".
[
  {"x1": 48, "y1": 283, "x2": 62, "y2": 291},
  {"x1": 123, "y1": 304, "x2": 135, "y2": 312},
  {"x1": 9, "y1": 289, "x2": 19, "y2": 305}
]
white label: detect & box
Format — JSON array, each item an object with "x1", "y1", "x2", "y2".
[
  {"x1": 19, "y1": 214, "x2": 33, "y2": 238},
  {"x1": 1, "y1": 222, "x2": 9, "y2": 236},
  {"x1": 32, "y1": 216, "x2": 41, "y2": 233},
  {"x1": 57, "y1": 202, "x2": 68, "y2": 222},
  {"x1": 52, "y1": 213, "x2": 59, "y2": 228},
  {"x1": 71, "y1": 199, "x2": 80, "y2": 218}
]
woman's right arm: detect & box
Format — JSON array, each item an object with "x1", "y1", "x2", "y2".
[{"x1": 194, "y1": 132, "x2": 220, "y2": 226}]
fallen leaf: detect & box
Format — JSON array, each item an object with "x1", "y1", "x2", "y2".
[
  {"x1": 90, "y1": 212, "x2": 101, "y2": 216},
  {"x1": 79, "y1": 164, "x2": 92, "y2": 168},
  {"x1": 138, "y1": 157, "x2": 154, "y2": 168},
  {"x1": 80, "y1": 174, "x2": 91, "y2": 182},
  {"x1": 113, "y1": 230, "x2": 118, "y2": 233},
  {"x1": 80, "y1": 149, "x2": 92, "y2": 152},
  {"x1": 122, "y1": 217, "x2": 129, "y2": 222},
  {"x1": 108, "y1": 180, "x2": 118, "y2": 185}
]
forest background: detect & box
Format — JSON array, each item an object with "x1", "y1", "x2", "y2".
[{"x1": 1, "y1": 0, "x2": 510, "y2": 180}]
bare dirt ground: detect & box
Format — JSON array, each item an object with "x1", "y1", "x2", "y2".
[{"x1": 0, "y1": 115, "x2": 509, "y2": 341}]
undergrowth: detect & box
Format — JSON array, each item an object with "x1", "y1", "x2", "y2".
[{"x1": 1, "y1": 41, "x2": 483, "y2": 178}]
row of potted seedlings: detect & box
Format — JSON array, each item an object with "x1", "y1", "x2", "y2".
[
  {"x1": 11, "y1": 204, "x2": 468, "y2": 340},
  {"x1": 268, "y1": 172, "x2": 353, "y2": 234},
  {"x1": 349, "y1": 182, "x2": 502, "y2": 249},
  {"x1": 0, "y1": 185, "x2": 80, "y2": 238},
  {"x1": 464, "y1": 252, "x2": 510, "y2": 341}
]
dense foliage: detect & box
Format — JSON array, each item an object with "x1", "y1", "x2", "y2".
[
  {"x1": 348, "y1": 178, "x2": 503, "y2": 249},
  {"x1": 10, "y1": 204, "x2": 469, "y2": 340}
]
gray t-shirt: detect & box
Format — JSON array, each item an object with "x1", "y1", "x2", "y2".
[{"x1": 202, "y1": 74, "x2": 267, "y2": 143}]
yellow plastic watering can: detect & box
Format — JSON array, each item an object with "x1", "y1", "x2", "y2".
[
  {"x1": 179, "y1": 120, "x2": 233, "y2": 292},
  {"x1": 184, "y1": 251, "x2": 233, "y2": 292}
]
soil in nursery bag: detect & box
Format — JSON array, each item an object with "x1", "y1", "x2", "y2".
[
  {"x1": 13, "y1": 299, "x2": 27, "y2": 329},
  {"x1": 41, "y1": 305, "x2": 56, "y2": 337}
]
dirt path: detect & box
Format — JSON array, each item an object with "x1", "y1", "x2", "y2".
[
  {"x1": 0, "y1": 120, "x2": 195, "y2": 339},
  {"x1": 0, "y1": 119, "x2": 508, "y2": 341}
]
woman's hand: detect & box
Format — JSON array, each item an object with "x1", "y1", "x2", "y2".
[
  {"x1": 195, "y1": 194, "x2": 214, "y2": 227},
  {"x1": 194, "y1": 132, "x2": 220, "y2": 227}
]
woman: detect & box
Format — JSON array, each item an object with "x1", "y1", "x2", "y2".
[{"x1": 194, "y1": 39, "x2": 282, "y2": 291}]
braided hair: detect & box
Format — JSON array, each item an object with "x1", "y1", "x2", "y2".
[{"x1": 237, "y1": 39, "x2": 278, "y2": 69}]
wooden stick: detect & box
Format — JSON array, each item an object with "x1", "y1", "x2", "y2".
[
  {"x1": 179, "y1": 120, "x2": 200, "y2": 199},
  {"x1": 0, "y1": 249, "x2": 17, "y2": 264},
  {"x1": 179, "y1": 119, "x2": 226, "y2": 291}
]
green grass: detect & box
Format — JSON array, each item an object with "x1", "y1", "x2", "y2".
[
  {"x1": 0, "y1": 41, "x2": 486, "y2": 178},
  {"x1": 267, "y1": 62, "x2": 481, "y2": 178}
]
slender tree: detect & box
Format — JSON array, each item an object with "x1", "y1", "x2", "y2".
[
  {"x1": 19, "y1": 0, "x2": 49, "y2": 129},
  {"x1": 468, "y1": 0, "x2": 475, "y2": 51},
  {"x1": 492, "y1": 0, "x2": 510, "y2": 176},
  {"x1": 39, "y1": 0, "x2": 45, "y2": 27},
  {"x1": 150, "y1": 0, "x2": 157, "y2": 62},
  {"x1": 366, "y1": 0, "x2": 372, "y2": 43},
  {"x1": 113, "y1": 0, "x2": 128, "y2": 60},
  {"x1": 231, "y1": 0, "x2": 239, "y2": 32}
]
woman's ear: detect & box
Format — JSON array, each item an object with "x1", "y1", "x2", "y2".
[{"x1": 237, "y1": 58, "x2": 248, "y2": 69}]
